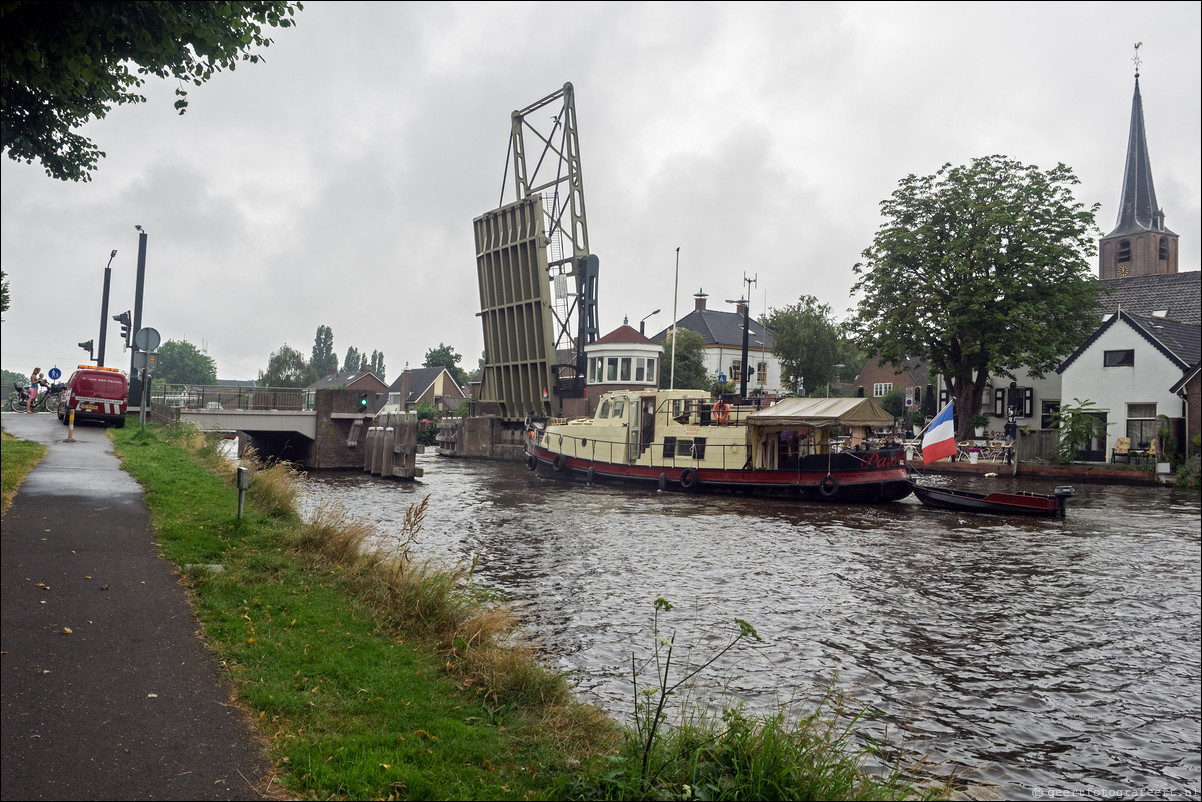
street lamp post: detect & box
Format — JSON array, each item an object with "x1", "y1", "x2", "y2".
[
  {"x1": 639, "y1": 309, "x2": 660, "y2": 335},
  {"x1": 670, "y1": 248, "x2": 680, "y2": 390}
]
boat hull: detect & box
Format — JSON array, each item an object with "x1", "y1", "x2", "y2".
[
  {"x1": 525, "y1": 442, "x2": 912, "y2": 503},
  {"x1": 909, "y1": 481, "x2": 1070, "y2": 517}
]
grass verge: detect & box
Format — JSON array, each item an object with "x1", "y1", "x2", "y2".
[
  {"x1": 1, "y1": 428, "x2": 47, "y2": 515},
  {"x1": 107, "y1": 422, "x2": 952, "y2": 801}
]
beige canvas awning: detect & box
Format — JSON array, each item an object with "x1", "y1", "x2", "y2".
[{"x1": 746, "y1": 396, "x2": 895, "y2": 428}]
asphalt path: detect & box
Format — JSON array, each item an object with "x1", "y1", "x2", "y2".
[{"x1": 1, "y1": 411, "x2": 281, "y2": 800}]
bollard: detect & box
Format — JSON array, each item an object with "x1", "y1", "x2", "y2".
[
  {"x1": 381, "y1": 425, "x2": 395, "y2": 477},
  {"x1": 67, "y1": 409, "x2": 75, "y2": 442}
]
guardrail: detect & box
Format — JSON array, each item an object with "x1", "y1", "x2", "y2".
[{"x1": 151, "y1": 384, "x2": 310, "y2": 411}]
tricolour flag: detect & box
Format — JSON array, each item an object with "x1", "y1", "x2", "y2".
[{"x1": 922, "y1": 401, "x2": 957, "y2": 463}]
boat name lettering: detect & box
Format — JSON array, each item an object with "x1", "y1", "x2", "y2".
[{"x1": 863, "y1": 452, "x2": 902, "y2": 468}]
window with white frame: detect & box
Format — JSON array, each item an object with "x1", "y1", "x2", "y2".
[{"x1": 873, "y1": 382, "x2": 893, "y2": 397}]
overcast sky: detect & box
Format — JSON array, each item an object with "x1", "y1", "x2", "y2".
[{"x1": 2, "y1": 1, "x2": 1199, "y2": 384}]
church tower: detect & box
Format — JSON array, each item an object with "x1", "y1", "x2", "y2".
[{"x1": 1098, "y1": 47, "x2": 1178, "y2": 278}]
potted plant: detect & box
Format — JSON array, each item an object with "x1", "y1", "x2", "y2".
[
  {"x1": 970, "y1": 412, "x2": 989, "y2": 437},
  {"x1": 966, "y1": 444, "x2": 981, "y2": 464}
]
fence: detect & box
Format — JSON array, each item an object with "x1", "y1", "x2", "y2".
[{"x1": 151, "y1": 384, "x2": 309, "y2": 411}]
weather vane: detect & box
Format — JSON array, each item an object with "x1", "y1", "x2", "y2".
[{"x1": 1133, "y1": 42, "x2": 1142, "y2": 77}]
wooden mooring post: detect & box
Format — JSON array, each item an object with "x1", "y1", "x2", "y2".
[{"x1": 364, "y1": 412, "x2": 423, "y2": 480}]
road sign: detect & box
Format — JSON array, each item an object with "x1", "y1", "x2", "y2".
[
  {"x1": 133, "y1": 327, "x2": 161, "y2": 352},
  {"x1": 718, "y1": 373, "x2": 727, "y2": 384},
  {"x1": 47, "y1": 367, "x2": 61, "y2": 380}
]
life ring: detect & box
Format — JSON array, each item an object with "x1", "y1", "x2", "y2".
[
  {"x1": 712, "y1": 402, "x2": 730, "y2": 426},
  {"x1": 586, "y1": 466, "x2": 595, "y2": 484},
  {"x1": 526, "y1": 454, "x2": 537, "y2": 471},
  {"x1": 818, "y1": 474, "x2": 839, "y2": 498},
  {"x1": 680, "y1": 468, "x2": 699, "y2": 490},
  {"x1": 553, "y1": 453, "x2": 567, "y2": 472}
]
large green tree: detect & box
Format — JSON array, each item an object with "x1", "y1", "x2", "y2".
[
  {"x1": 310, "y1": 325, "x2": 337, "y2": 377},
  {"x1": 155, "y1": 339, "x2": 217, "y2": 385},
  {"x1": 258, "y1": 343, "x2": 315, "y2": 388},
  {"x1": 2, "y1": 1, "x2": 303, "y2": 182},
  {"x1": 659, "y1": 328, "x2": 709, "y2": 390},
  {"x1": 423, "y1": 343, "x2": 467, "y2": 387},
  {"x1": 849, "y1": 155, "x2": 1102, "y2": 439},
  {"x1": 761, "y1": 295, "x2": 840, "y2": 396},
  {"x1": 342, "y1": 347, "x2": 364, "y2": 373},
  {"x1": 368, "y1": 350, "x2": 386, "y2": 383}
]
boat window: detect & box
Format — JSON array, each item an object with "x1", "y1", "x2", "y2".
[
  {"x1": 599, "y1": 399, "x2": 611, "y2": 419},
  {"x1": 676, "y1": 438, "x2": 694, "y2": 457},
  {"x1": 663, "y1": 437, "x2": 676, "y2": 458},
  {"x1": 611, "y1": 401, "x2": 625, "y2": 419},
  {"x1": 691, "y1": 437, "x2": 707, "y2": 459}
]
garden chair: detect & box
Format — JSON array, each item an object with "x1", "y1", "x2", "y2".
[{"x1": 1111, "y1": 437, "x2": 1131, "y2": 464}]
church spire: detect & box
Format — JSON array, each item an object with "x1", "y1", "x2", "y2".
[{"x1": 1108, "y1": 43, "x2": 1173, "y2": 238}]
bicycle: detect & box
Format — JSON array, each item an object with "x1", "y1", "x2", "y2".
[{"x1": 8, "y1": 379, "x2": 65, "y2": 413}]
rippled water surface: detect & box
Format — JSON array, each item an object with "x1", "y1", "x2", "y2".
[{"x1": 298, "y1": 454, "x2": 1201, "y2": 799}]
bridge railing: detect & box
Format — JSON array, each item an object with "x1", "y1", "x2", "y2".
[{"x1": 151, "y1": 383, "x2": 311, "y2": 411}]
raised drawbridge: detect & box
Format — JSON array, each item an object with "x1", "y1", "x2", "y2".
[{"x1": 473, "y1": 82, "x2": 600, "y2": 421}]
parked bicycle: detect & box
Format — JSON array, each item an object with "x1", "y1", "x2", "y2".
[{"x1": 8, "y1": 379, "x2": 66, "y2": 413}]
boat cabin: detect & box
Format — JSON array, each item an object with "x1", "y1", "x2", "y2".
[{"x1": 538, "y1": 390, "x2": 898, "y2": 472}]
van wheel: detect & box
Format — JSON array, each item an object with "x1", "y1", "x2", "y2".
[{"x1": 114, "y1": 417, "x2": 126, "y2": 429}]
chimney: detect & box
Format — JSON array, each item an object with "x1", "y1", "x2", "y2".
[
  {"x1": 694, "y1": 288, "x2": 708, "y2": 311},
  {"x1": 399, "y1": 369, "x2": 412, "y2": 412},
  {"x1": 735, "y1": 301, "x2": 748, "y2": 317}
]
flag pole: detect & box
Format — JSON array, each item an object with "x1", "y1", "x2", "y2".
[{"x1": 912, "y1": 399, "x2": 953, "y2": 442}]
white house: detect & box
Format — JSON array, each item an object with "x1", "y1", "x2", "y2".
[
  {"x1": 1057, "y1": 311, "x2": 1200, "y2": 461},
  {"x1": 650, "y1": 289, "x2": 784, "y2": 396}
]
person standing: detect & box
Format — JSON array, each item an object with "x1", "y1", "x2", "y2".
[{"x1": 26, "y1": 367, "x2": 43, "y2": 412}]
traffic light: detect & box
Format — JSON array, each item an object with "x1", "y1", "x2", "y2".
[
  {"x1": 78, "y1": 340, "x2": 94, "y2": 359},
  {"x1": 113, "y1": 310, "x2": 132, "y2": 348},
  {"x1": 358, "y1": 392, "x2": 369, "y2": 411}
]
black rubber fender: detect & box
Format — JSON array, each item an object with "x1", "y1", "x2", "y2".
[
  {"x1": 658, "y1": 473, "x2": 667, "y2": 491},
  {"x1": 553, "y1": 453, "x2": 567, "y2": 472},
  {"x1": 526, "y1": 454, "x2": 537, "y2": 471},
  {"x1": 586, "y1": 466, "x2": 595, "y2": 484},
  {"x1": 680, "y1": 468, "x2": 699, "y2": 490},
  {"x1": 818, "y1": 474, "x2": 839, "y2": 498}
]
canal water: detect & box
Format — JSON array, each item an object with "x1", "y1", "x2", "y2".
[{"x1": 297, "y1": 453, "x2": 1201, "y2": 800}]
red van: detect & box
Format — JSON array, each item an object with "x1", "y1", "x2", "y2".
[{"x1": 57, "y1": 365, "x2": 129, "y2": 428}]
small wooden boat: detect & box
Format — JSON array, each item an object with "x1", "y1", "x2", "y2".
[{"x1": 909, "y1": 480, "x2": 1074, "y2": 517}]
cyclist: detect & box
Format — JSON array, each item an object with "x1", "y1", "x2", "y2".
[{"x1": 26, "y1": 367, "x2": 45, "y2": 413}]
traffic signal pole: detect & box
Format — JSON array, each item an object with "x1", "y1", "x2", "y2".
[
  {"x1": 130, "y1": 227, "x2": 148, "y2": 404},
  {"x1": 97, "y1": 250, "x2": 116, "y2": 366}
]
